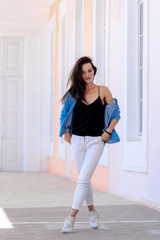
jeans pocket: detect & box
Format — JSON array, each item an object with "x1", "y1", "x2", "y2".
[{"x1": 97, "y1": 136, "x2": 102, "y2": 142}]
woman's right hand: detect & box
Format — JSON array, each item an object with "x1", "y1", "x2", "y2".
[
  {"x1": 64, "y1": 131, "x2": 71, "y2": 144},
  {"x1": 101, "y1": 131, "x2": 111, "y2": 141}
]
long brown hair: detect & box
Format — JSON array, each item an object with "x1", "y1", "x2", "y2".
[{"x1": 61, "y1": 56, "x2": 97, "y2": 104}]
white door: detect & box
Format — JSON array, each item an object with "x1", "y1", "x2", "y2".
[{"x1": 0, "y1": 37, "x2": 24, "y2": 171}]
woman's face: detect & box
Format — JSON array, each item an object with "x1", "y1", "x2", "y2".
[{"x1": 81, "y1": 63, "x2": 95, "y2": 84}]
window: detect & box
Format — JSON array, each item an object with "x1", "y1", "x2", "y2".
[
  {"x1": 122, "y1": 0, "x2": 148, "y2": 172},
  {"x1": 93, "y1": 0, "x2": 108, "y2": 85},
  {"x1": 48, "y1": 16, "x2": 55, "y2": 157},
  {"x1": 49, "y1": 25, "x2": 55, "y2": 143},
  {"x1": 137, "y1": 0, "x2": 143, "y2": 136},
  {"x1": 60, "y1": 12, "x2": 67, "y2": 98},
  {"x1": 74, "y1": 0, "x2": 84, "y2": 62}
]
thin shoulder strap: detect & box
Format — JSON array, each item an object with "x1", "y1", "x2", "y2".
[{"x1": 98, "y1": 86, "x2": 100, "y2": 96}]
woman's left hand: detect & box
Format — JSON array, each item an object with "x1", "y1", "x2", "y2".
[{"x1": 101, "y1": 132, "x2": 111, "y2": 141}]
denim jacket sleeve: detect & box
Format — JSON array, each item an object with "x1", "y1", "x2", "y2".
[
  {"x1": 60, "y1": 94, "x2": 72, "y2": 126},
  {"x1": 103, "y1": 98, "x2": 121, "y2": 144},
  {"x1": 59, "y1": 93, "x2": 75, "y2": 137},
  {"x1": 106, "y1": 98, "x2": 120, "y2": 122}
]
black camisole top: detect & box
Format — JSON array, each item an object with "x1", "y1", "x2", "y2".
[{"x1": 72, "y1": 86, "x2": 105, "y2": 136}]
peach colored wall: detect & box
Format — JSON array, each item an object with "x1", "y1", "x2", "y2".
[
  {"x1": 92, "y1": 166, "x2": 109, "y2": 191},
  {"x1": 48, "y1": 157, "x2": 65, "y2": 177},
  {"x1": 48, "y1": 0, "x2": 109, "y2": 191}
]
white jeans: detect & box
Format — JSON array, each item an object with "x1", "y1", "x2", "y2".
[{"x1": 71, "y1": 135, "x2": 104, "y2": 210}]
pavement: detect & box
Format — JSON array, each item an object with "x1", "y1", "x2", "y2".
[{"x1": 0, "y1": 172, "x2": 160, "y2": 240}]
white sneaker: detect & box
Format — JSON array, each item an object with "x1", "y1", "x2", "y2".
[
  {"x1": 88, "y1": 209, "x2": 99, "y2": 229},
  {"x1": 62, "y1": 216, "x2": 75, "y2": 233}
]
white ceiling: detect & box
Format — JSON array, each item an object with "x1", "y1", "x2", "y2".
[{"x1": 0, "y1": 0, "x2": 54, "y2": 7}]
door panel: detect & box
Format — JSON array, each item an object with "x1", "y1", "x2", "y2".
[
  {"x1": 0, "y1": 37, "x2": 24, "y2": 171},
  {"x1": 4, "y1": 37, "x2": 24, "y2": 76},
  {"x1": 2, "y1": 77, "x2": 24, "y2": 171}
]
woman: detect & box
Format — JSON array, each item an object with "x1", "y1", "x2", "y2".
[{"x1": 59, "y1": 56, "x2": 120, "y2": 233}]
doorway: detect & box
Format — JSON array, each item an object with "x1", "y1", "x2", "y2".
[{"x1": 0, "y1": 37, "x2": 24, "y2": 171}]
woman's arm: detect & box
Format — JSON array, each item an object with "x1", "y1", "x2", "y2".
[
  {"x1": 64, "y1": 131, "x2": 71, "y2": 144},
  {"x1": 101, "y1": 86, "x2": 118, "y2": 141},
  {"x1": 102, "y1": 86, "x2": 113, "y2": 104}
]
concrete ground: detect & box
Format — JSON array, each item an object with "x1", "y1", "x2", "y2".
[{"x1": 0, "y1": 172, "x2": 160, "y2": 240}]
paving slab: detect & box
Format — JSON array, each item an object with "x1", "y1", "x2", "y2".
[
  {"x1": 0, "y1": 173, "x2": 132, "y2": 208},
  {"x1": 0, "y1": 173, "x2": 160, "y2": 240},
  {"x1": 0, "y1": 206, "x2": 160, "y2": 240}
]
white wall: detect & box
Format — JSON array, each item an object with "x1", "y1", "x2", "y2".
[
  {"x1": 146, "y1": 0, "x2": 160, "y2": 207},
  {"x1": 109, "y1": 0, "x2": 160, "y2": 209},
  {"x1": 0, "y1": 4, "x2": 52, "y2": 171},
  {"x1": 24, "y1": 36, "x2": 41, "y2": 171}
]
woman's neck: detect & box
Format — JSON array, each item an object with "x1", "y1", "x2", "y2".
[{"x1": 85, "y1": 83, "x2": 96, "y2": 91}]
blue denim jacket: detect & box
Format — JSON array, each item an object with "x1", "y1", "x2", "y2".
[{"x1": 59, "y1": 93, "x2": 120, "y2": 144}]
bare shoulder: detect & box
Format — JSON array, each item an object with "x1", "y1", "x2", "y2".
[
  {"x1": 100, "y1": 86, "x2": 113, "y2": 104},
  {"x1": 100, "y1": 86, "x2": 110, "y2": 94}
]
